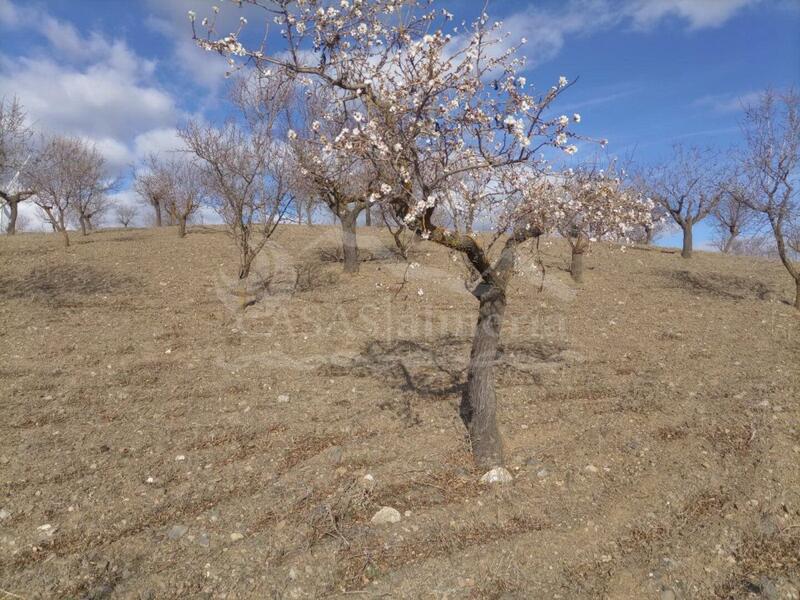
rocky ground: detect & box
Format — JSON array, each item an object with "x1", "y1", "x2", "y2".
[{"x1": 1, "y1": 225, "x2": 798, "y2": 599}]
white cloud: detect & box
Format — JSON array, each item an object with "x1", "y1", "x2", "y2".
[
  {"x1": 144, "y1": 0, "x2": 263, "y2": 91},
  {"x1": 693, "y1": 90, "x2": 762, "y2": 114},
  {"x1": 0, "y1": 1, "x2": 181, "y2": 176},
  {"x1": 626, "y1": 0, "x2": 758, "y2": 30},
  {"x1": 133, "y1": 127, "x2": 186, "y2": 161},
  {"x1": 510, "y1": 0, "x2": 758, "y2": 67}
]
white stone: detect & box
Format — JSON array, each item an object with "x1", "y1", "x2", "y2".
[
  {"x1": 585, "y1": 465, "x2": 599, "y2": 473},
  {"x1": 370, "y1": 506, "x2": 402, "y2": 525},
  {"x1": 230, "y1": 532, "x2": 244, "y2": 541},
  {"x1": 479, "y1": 467, "x2": 513, "y2": 484},
  {"x1": 277, "y1": 394, "x2": 290, "y2": 403}
]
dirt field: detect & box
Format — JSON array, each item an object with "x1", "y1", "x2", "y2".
[{"x1": 1, "y1": 225, "x2": 798, "y2": 599}]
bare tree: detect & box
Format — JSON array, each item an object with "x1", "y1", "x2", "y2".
[
  {"x1": 163, "y1": 157, "x2": 204, "y2": 238},
  {"x1": 181, "y1": 119, "x2": 292, "y2": 307},
  {"x1": 0, "y1": 97, "x2": 35, "y2": 235},
  {"x1": 649, "y1": 145, "x2": 725, "y2": 258},
  {"x1": 740, "y1": 89, "x2": 800, "y2": 308},
  {"x1": 711, "y1": 179, "x2": 761, "y2": 253},
  {"x1": 133, "y1": 154, "x2": 170, "y2": 227},
  {"x1": 73, "y1": 185, "x2": 113, "y2": 235},
  {"x1": 115, "y1": 204, "x2": 138, "y2": 228},
  {"x1": 26, "y1": 135, "x2": 107, "y2": 247}
]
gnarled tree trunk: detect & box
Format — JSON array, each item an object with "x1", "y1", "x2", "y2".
[
  {"x1": 681, "y1": 220, "x2": 693, "y2": 259},
  {"x1": 154, "y1": 202, "x2": 163, "y2": 227},
  {"x1": 460, "y1": 284, "x2": 507, "y2": 469},
  {"x1": 795, "y1": 278, "x2": 800, "y2": 310},
  {"x1": 80, "y1": 216, "x2": 89, "y2": 236},
  {"x1": 340, "y1": 211, "x2": 360, "y2": 274},
  {"x1": 570, "y1": 248, "x2": 584, "y2": 283},
  {"x1": 644, "y1": 224, "x2": 654, "y2": 245},
  {"x1": 5, "y1": 200, "x2": 18, "y2": 235},
  {"x1": 177, "y1": 216, "x2": 187, "y2": 238},
  {"x1": 722, "y1": 226, "x2": 739, "y2": 254}
]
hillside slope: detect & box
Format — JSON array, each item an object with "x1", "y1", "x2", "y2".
[{"x1": 1, "y1": 225, "x2": 798, "y2": 599}]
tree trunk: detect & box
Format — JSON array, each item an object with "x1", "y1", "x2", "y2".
[
  {"x1": 154, "y1": 203, "x2": 163, "y2": 227},
  {"x1": 460, "y1": 285, "x2": 506, "y2": 469},
  {"x1": 60, "y1": 227, "x2": 70, "y2": 248},
  {"x1": 80, "y1": 216, "x2": 88, "y2": 236},
  {"x1": 644, "y1": 224, "x2": 654, "y2": 245},
  {"x1": 365, "y1": 207, "x2": 371, "y2": 227},
  {"x1": 6, "y1": 200, "x2": 18, "y2": 235},
  {"x1": 681, "y1": 221, "x2": 693, "y2": 259},
  {"x1": 306, "y1": 204, "x2": 313, "y2": 227},
  {"x1": 795, "y1": 278, "x2": 800, "y2": 311},
  {"x1": 177, "y1": 217, "x2": 187, "y2": 238},
  {"x1": 722, "y1": 226, "x2": 738, "y2": 254},
  {"x1": 341, "y1": 212, "x2": 359, "y2": 274},
  {"x1": 570, "y1": 248, "x2": 584, "y2": 283}
]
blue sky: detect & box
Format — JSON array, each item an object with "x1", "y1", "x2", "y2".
[{"x1": 1, "y1": 0, "x2": 798, "y2": 245}]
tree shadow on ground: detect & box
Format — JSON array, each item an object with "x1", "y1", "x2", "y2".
[
  {"x1": 319, "y1": 335, "x2": 570, "y2": 425},
  {"x1": 664, "y1": 269, "x2": 776, "y2": 302},
  {"x1": 0, "y1": 264, "x2": 139, "y2": 305}
]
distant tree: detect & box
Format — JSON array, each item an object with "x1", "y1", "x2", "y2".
[
  {"x1": 181, "y1": 118, "x2": 292, "y2": 307},
  {"x1": 558, "y1": 163, "x2": 654, "y2": 282},
  {"x1": 26, "y1": 135, "x2": 107, "y2": 247},
  {"x1": 115, "y1": 204, "x2": 138, "y2": 228},
  {"x1": 740, "y1": 89, "x2": 800, "y2": 308},
  {"x1": 74, "y1": 186, "x2": 113, "y2": 235},
  {"x1": 648, "y1": 145, "x2": 725, "y2": 258},
  {"x1": 162, "y1": 158, "x2": 205, "y2": 238},
  {"x1": 0, "y1": 97, "x2": 35, "y2": 235},
  {"x1": 288, "y1": 85, "x2": 377, "y2": 274},
  {"x1": 180, "y1": 72, "x2": 294, "y2": 305},
  {"x1": 711, "y1": 179, "x2": 761, "y2": 253},
  {"x1": 133, "y1": 154, "x2": 171, "y2": 227}
]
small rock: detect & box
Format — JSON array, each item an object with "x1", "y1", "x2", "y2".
[
  {"x1": 0, "y1": 508, "x2": 10, "y2": 520},
  {"x1": 146, "y1": 476, "x2": 154, "y2": 484},
  {"x1": 197, "y1": 533, "x2": 210, "y2": 547},
  {"x1": 479, "y1": 467, "x2": 513, "y2": 484},
  {"x1": 230, "y1": 532, "x2": 244, "y2": 541},
  {"x1": 277, "y1": 394, "x2": 290, "y2": 403},
  {"x1": 167, "y1": 525, "x2": 188, "y2": 540},
  {"x1": 371, "y1": 506, "x2": 402, "y2": 525},
  {"x1": 175, "y1": 455, "x2": 186, "y2": 461},
  {"x1": 585, "y1": 465, "x2": 599, "y2": 473},
  {"x1": 537, "y1": 468, "x2": 549, "y2": 479},
  {"x1": 289, "y1": 567, "x2": 298, "y2": 580},
  {"x1": 37, "y1": 524, "x2": 52, "y2": 531}
]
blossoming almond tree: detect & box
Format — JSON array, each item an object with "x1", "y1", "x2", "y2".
[
  {"x1": 191, "y1": 0, "x2": 649, "y2": 469},
  {"x1": 289, "y1": 84, "x2": 381, "y2": 273},
  {"x1": 557, "y1": 164, "x2": 655, "y2": 283}
]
